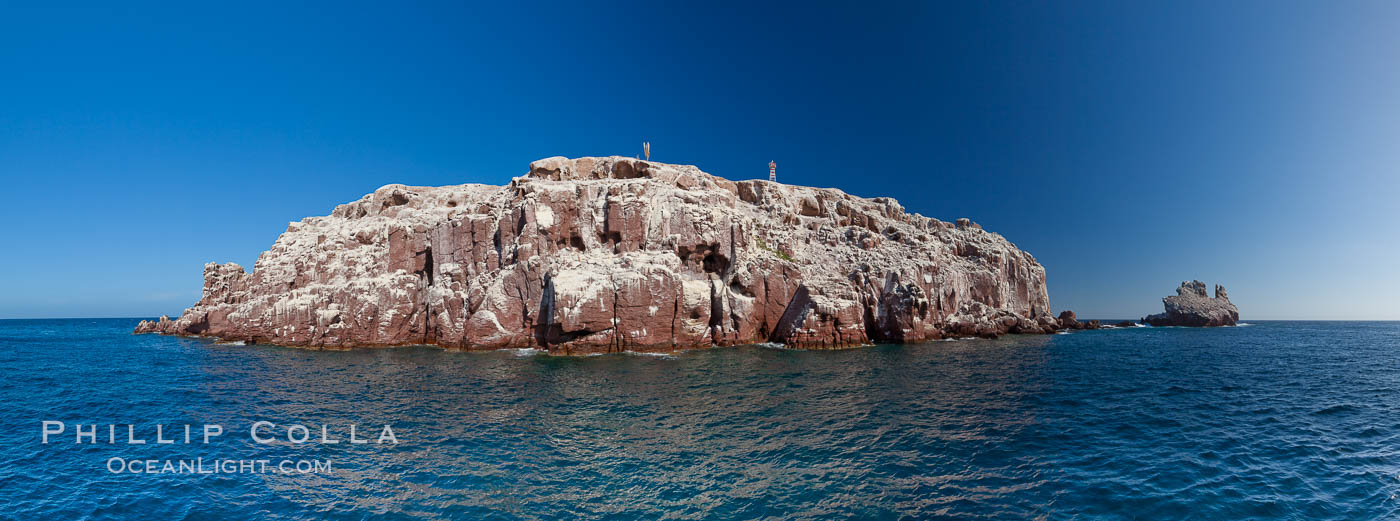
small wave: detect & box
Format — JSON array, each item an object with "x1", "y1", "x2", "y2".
[
  {"x1": 1313, "y1": 404, "x2": 1360, "y2": 416},
  {"x1": 755, "y1": 342, "x2": 790, "y2": 349},
  {"x1": 575, "y1": 351, "x2": 675, "y2": 358},
  {"x1": 625, "y1": 351, "x2": 677, "y2": 358},
  {"x1": 507, "y1": 348, "x2": 545, "y2": 357},
  {"x1": 1235, "y1": 322, "x2": 1253, "y2": 327},
  {"x1": 1162, "y1": 385, "x2": 1199, "y2": 396},
  {"x1": 1055, "y1": 331, "x2": 1071, "y2": 335}
]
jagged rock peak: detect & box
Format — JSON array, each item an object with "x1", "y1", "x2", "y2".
[
  {"x1": 1145, "y1": 280, "x2": 1239, "y2": 327},
  {"x1": 1178, "y1": 280, "x2": 1209, "y2": 297},
  {"x1": 136, "y1": 156, "x2": 1058, "y2": 353}
]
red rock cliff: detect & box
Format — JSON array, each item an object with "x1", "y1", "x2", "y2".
[{"x1": 136, "y1": 156, "x2": 1059, "y2": 353}]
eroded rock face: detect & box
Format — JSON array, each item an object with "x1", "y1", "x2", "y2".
[
  {"x1": 136, "y1": 156, "x2": 1058, "y2": 353},
  {"x1": 1143, "y1": 281, "x2": 1239, "y2": 327}
]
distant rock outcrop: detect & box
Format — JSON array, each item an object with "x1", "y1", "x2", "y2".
[
  {"x1": 136, "y1": 156, "x2": 1061, "y2": 353},
  {"x1": 1056, "y1": 310, "x2": 1101, "y2": 330},
  {"x1": 1143, "y1": 281, "x2": 1239, "y2": 327}
]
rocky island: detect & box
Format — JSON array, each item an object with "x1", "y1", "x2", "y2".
[
  {"x1": 1143, "y1": 280, "x2": 1239, "y2": 327},
  {"x1": 136, "y1": 156, "x2": 1064, "y2": 353}
]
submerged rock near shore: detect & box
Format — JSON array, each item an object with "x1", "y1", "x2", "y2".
[
  {"x1": 1143, "y1": 281, "x2": 1239, "y2": 327},
  {"x1": 136, "y1": 156, "x2": 1060, "y2": 353}
]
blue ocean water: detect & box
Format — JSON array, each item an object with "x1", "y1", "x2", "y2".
[{"x1": 2, "y1": 319, "x2": 1399, "y2": 520}]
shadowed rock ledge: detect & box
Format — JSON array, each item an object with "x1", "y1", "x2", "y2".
[
  {"x1": 136, "y1": 156, "x2": 1061, "y2": 353},
  {"x1": 1143, "y1": 280, "x2": 1239, "y2": 327}
]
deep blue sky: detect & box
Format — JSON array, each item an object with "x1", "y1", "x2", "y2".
[{"x1": 2, "y1": 2, "x2": 1397, "y2": 320}]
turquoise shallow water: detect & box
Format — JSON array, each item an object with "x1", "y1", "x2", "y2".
[{"x1": 2, "y1": 319, "x2": 1400, "y2": 519}]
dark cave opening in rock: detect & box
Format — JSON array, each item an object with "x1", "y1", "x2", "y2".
[
  {"x1": 703, "y1": 250, "x2": 729, "y2": 274},
  {"x1": 418, "y1": 247, "x2": 434, "y2": 286}
]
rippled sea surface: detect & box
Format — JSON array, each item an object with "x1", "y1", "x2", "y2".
[{"x1": 4, "y1": 320, "x2": 1400, "y2": 519}]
